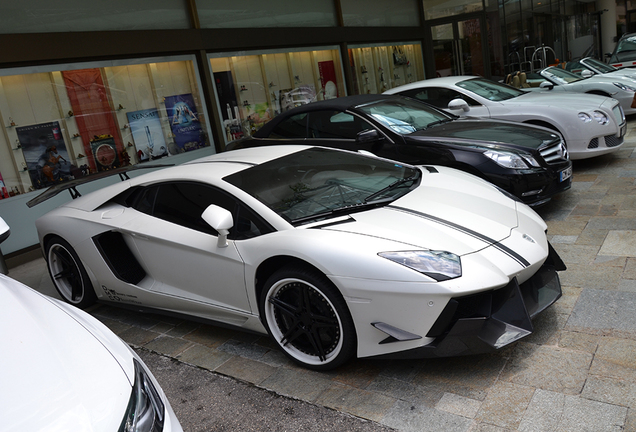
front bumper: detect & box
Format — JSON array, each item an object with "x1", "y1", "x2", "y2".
[{"x1": 371, "y1": 244, "x2": 565, "y2": 360}]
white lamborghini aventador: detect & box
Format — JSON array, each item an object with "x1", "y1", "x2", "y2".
[{"x1": 34, "y1": 146, "x2": 565, "y2": 370}]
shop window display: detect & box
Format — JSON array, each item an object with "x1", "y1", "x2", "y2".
[
  {"x1": 0, "y1": 57, "x2": 211, "y2": 199},
  {"x1": 347, "y1": 43, "x2": 425, "y2": 95},
  {"x1": 209, "y1": 48, "x2": 344, "y2": 145}
]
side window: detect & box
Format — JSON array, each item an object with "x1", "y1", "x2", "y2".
[
  {"x1": 131, "y1": 182, "x2": 272, "y2": 239},
  {"x1": 404, "y1": 87, "x2": 480, "y2": 108},
  {"x1": 269, "y1": 113, "x2": 309, "y2": 138},
  {"x1": 307, "y1": 110, "x2": 373, "y2": 139}
]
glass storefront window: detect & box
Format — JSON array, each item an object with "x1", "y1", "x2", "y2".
[
  {"x1": 195, "y1": 0, "x2": 337, "y2": 28},
  {"x1": 0, "y1": 56, "x2": 212, "y2": 199},
  {"x1": 0, "y1": 0, "x2": 190, "y2": 34},
  {"x1": 423, "y1": 0, "x2": 483, "y2": 20},
  {"x1": 341, "y1": 0, "x2": 420, "y2": 26},
  {"x1": 348, "y1": 43, "x2": 425, "y2": 95},
  {"x1": 209, "y1": 47, "x2": 344, "y2": 145}
]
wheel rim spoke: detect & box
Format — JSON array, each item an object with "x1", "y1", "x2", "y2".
[{"x1": 270, "y1": 281, "x2": 340, "y2": 362}]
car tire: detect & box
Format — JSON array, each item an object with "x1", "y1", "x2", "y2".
[
  {"x1": 45, "y1": 236, "x2": 97, "y2": 308},
  {"x1": 260, "y1": 265, "x2": 356, "y2": 370}
]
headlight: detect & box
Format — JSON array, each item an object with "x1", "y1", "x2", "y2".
[
  {"x1": 379, "y1": 250, "x2": 461, "y2": 281},
  {"x1": 120, "y1": 359, "x2": 165, "y2": 432},
  {"x1": 592, "y1": 110, "x2": 609, "y2": 125},
  {"x1": 613, "y1": 82, "x2": 636, "y2": 92},
  {"x1": 578, "y1": 112, "x2": 592, "y2": 123},
  {"x1": 483, "y1": 150, "x2": 539, "y2": 168}
]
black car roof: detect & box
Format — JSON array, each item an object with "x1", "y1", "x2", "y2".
[{"x1": 255, "y1": 94, "x2": 404, "y2": 136}]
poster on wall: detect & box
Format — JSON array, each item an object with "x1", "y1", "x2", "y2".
[
  {"x1": 90, "y1": 137, "x2": 120, "y2": 172},
  {"x1": 164, "y1": 93, "x2": 207, "y2": 152},
  {"x1": 0, "y1": 171, "x2": 7, "y2": 199},
  {"x1": 318, "y1": 61, "x2": 339, "y2": 99},
  {"x1": 126, "y1": 109, "x2": 167, "y2": 160},
  {"x1": 16, "y1": 121, "x2": 76, "y2": 190}
]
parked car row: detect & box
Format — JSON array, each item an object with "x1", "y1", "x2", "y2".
[{"x1": 7, "y1": 65, "x2": 634, "y2": 427}]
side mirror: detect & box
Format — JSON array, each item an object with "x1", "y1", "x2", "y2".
[
  {"x1": 201, "y1": 205, "x2": 233, "y2": 248},
  {"x1": 356, "y1": 129, "x2": 382, "y2": 143},
  {"x1": 448, "y1": 98, "x2": 470, "y2": 113},
  {"x1": 0, "y1": 217, "x2": 9, "y2": 244},
  {"x1": 0, "y1": 217, "x2": 9, "y2": 275},
  {"x1": 539, "y1": 81, "x2": 554, "y2": 90},
  {"x1": 581, "y1": 70, "x2": 594, "y2": 78}
]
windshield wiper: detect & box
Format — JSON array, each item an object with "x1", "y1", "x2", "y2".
[
  {"x1": 425, "y1": 118, "x2": 453, "y2": 129},
  {"x1": 291, "y1": 197, "x2": 396, "y2": 225},
  {"x1": 363, "y1": 172, "x2": 421, "y2": 203}
]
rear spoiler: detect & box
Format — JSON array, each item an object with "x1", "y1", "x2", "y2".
[{"x1": 26, "y1": 163, "x2": 172, "y2": 208}]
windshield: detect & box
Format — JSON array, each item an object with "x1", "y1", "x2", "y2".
[
  {"x1": 541, "y1": 67, "x2": 583, "y2": 84},
  {"x1": 456, "y1": 78, "x2": 525, "y2": 101},
  {"x1": 355, "y1": 99, "x2": 452, "y2": 135},
  {"x1": 617, "y1": 36, "x2": 636, "y2": 55},
  {"x1": 582, "y1": 57, "x2": 616, "y2": 73},
  {"x1": 224, "y1": 147, "x2": 420, "y2": 225}
]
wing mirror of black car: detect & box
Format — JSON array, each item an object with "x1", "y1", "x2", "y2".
[
  {"x1": 356, "y1": 129, "x2": 382, "y2": 143},
  {"x1": 201, "y1": 205, "x2": 233, "y2": 248},
  {"x1": 447, "y1": 98, "x2": 470, "y2": 113},
  {"x1": 539, "y1": 81, "x2": 554, "y2": 90}
]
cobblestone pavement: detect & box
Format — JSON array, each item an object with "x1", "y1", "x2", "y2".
[{"x1": 10, "y1": 118, "x2": 636, "y2": 431}]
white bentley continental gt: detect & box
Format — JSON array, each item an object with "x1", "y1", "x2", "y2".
[
  {"x1": 385, "y1": 76, "x2": 626, "y2": 160},
  {"x1": 0, "y1": 274, "x2": 182, "y2": 432},
  {"x1": 33, "y1": 146, "x2": 565, "y2": 370}
]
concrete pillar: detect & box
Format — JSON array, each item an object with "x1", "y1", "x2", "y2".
[{"x1": 597, "y1": 0, "x2": 617, "y2": 57}]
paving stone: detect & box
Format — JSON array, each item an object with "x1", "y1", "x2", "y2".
[
  {"x1": 552, "y1": 243, "x2": 601, "y2": 264},
  {"x1": 260, "y1": 367, "x2": 335, "y2": 402},
  {"x1": 436, "y1": 393, "x2": 481, "y2": 419},
  {"x1": 551, "y1": 285, "x2": 582, "y2": 315},
  {"x1": 596, "y1": 337, "x2": 636, "y2": 370},
  {"x1": 625, "y1": 408, "x2": 636, "y2": 432},
  {"x1": 624, "y1": 258, "x2": 636, "y2": 279},
  {"x1": 558, "y1": 264, "x2": 622, "y2": 290},
  {"x1": 619, "y1": 279, "x2": 636, "y2": 292},
  {"x1": 556, "y1": 395, "x2": 628, "y2": 432},
  {"x1": 544, "y1": 220, "x2": 587, "y2": 236},
  {"x1": 144, "y1": 334, "x2": 193, "y2": 357},
  {"x1": 94, "y1": 315, "x2": 134, "y2": 335},
  {"x1": 177, "y1": 344, "x2": 233, "y2": 371},
  {"x1": 551, "y1": 235, "x2": 578, "y2": 244},
  {"x1": 500, "y1": 343, "x2": 592, "y2": 395},
  {"x1": 316, "y1": 384, "x2": 398, "y2": 423},
  {"x1": 412, "y1": 354, "x2": 508, "y2": 401},
  {"x1": 582, "y1": 375, "x2": 636, "y2": 408},
  {"x1": 366, "y1": 374, "x2": 444, "y2": 408},
  {"x1": 599, "y1": 230, "x2": 636, "y2": 257},
  {"x1": 215, "y1": 355, "x2": 276, "y2": 385},
  {"x1": 377, "y1": 359, "x2": 425, "y2": 382},
  {"x1": 216, "y1": 338, "x2": 270, "y2": 360},
  {"x1": 567, "y1": 289, "x2": 636, "y2": 336},
  {"x1": 118, "y1": 326, "x2": 161, "y2": 347},
  {"x1": 332, "y1": 360, "x2": 382, "y2": 388},
  {"x1": 558, "y1": 331, "x2": 599, "y2": 353},
  {"x1": 380, "y1": 400, "x2": 472, "y2": 432},
  {"x1": 518, "y1": 389, "x2": 564, "y2": 432},
  {"x1": 523, "y1": 308, "x2": 568, "y2": 346},
  {"x1": 588, "y1": 218, "x2": 636, "y2": 230},
  {"x1": 165, "y1": 320, "x2": 200, "y2": 338},
  {"x1": 474, "y1": 381, "x2": 535, "y2": 429},
  {"x1": 182, "y1": 324, "x2": 256, "y2": 348}
]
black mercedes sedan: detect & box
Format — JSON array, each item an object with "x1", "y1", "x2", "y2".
[{"x1": 227, "y1": 94, "x2": 572, "y2": 206}]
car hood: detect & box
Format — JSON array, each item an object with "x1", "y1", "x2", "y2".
[
  {"x1": 0, "y1": 275, "x2": 132, "y2": 432},
  {"x1": 322, "y1": 166, "x2": 519, "y2": 256},
  {"x1": 513, "y1": 90, "x2": 611, "y2": 108},
  {"x1": 410, "y1": 119, "x2": 558, "y2": 150}
]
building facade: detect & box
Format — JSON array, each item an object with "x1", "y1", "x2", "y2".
[{"x1": 0, "y1": 0, "x2": 630, "y2": 254}]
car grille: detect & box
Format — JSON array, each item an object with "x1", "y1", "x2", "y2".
[
  {"x1": 588, "y1": 134, "x2": 624, "y2": 149},
  {"x1": 539, "y1": 141, "x2": 568, "y2": 164},
  {"x1": 606, "y1": 134, "x2": 624, "y2": 147}
]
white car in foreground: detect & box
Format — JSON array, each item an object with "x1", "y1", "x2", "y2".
[
  {"x1": 33, "y1": 146, "x2": 565, "y2": 370},
  {"x1": 384, "y1": 76, "x2": 626, "y2": 160},
  {"x1": 529, "y1": 66, "x2": 636, "y2": 116},
  {"x1": 0, "y1": 273, "x2": 182, "y2": 431}
]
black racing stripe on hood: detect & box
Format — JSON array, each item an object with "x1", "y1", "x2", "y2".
[{"x1": 388, "y1": 205, "x2": 530, "y2": 268}]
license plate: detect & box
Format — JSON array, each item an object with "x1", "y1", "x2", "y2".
[
  {"x1": 559, "y1": 166, "x2": 572, "y2": 182},
  {"x1": 620, "y1": 124, "x2": 627, "y2": 138}
]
